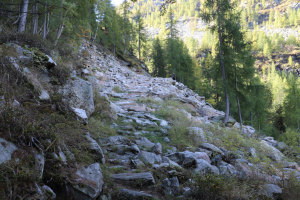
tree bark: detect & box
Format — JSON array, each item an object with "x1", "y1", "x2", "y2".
[
  {"x1": 138, "y1": 30, "x2": 141, "y2": 59},
  {"x1": 217, "y1": 0, "x2": 230, "y2": 124},
  {"x1": 18, "y1": 0, "x2": 29, "y2": 33},
  {"x1": 54, "y1": 0, "x2": 64, "y2": 46},
  {"x1": 43, "y1": 0, "x2": 48, "y2": 39},
  {"x1": 32, "y1": 0, "x2": 39, "y2": 34},
  {"x1": 235, "y1": 73, "x2": 243, "y2": 129}
]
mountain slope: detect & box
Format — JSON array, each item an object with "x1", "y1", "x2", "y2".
[{"x1": 0, "y1": 40, "x2": 299, "y2": 199}]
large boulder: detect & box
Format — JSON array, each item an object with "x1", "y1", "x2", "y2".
[
  {"x1": 139, "y1": 151, "x2": 162, "y2": 165},
  {"x1": 199, "y1": 143, "x2": 224, "y2": 155},
  {"x1": 167, "y1": 151, "x2": 197, "y2": 168},
  {"x1": 135, "y1": 137, "x2": 155, "y2": 149},
  {"x1": 60, "y1": 77, "x2": 95, "y2": 117},
  {"x1": 110, "y1": 172, "x2": 155, "y2": 187},
  {"x1": 194, "y1": 159, "x2": 220, "y2": 175},
  {"x1": 260, "y1": 140, "x2": 284, "y2": 162},
  {"x1": 0, "y1": 138, "x2": 17, "y2": 165},
  {"x1": 72, "y1": 163, "x2": 104, "y2": 199},
  {"x1": 162, "y1": 177, "x2": 180, "y2": 196}
]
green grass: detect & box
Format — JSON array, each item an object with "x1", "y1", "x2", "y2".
[{"x1": 112, "y1": 86, "x2": 125, "y2": 93}]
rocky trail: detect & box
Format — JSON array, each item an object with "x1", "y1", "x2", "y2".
[{"x1": 0, "y1": 41, "x2": 300, "y2": 199}]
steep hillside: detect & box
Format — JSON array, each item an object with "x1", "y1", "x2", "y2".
[{"x1": 0, "y1": 40, "x2": 299, "y2": 200}]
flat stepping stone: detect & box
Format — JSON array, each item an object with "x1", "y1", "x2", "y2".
[
  {"x1": 113, "y1": 188, "x2": 153, "y2": 200},
  {"x1": 110, "y1": 172, "x2": 155, "y2": 187}
]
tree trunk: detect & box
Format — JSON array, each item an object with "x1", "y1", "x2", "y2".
[
  {"x1": 18, "y1": 0, "x2": 29, "y2": 33},
  {"x1": 217, "y1": 0, "x2": 230, "y2": 124},
  {"x1": 235, "y1": 73, "x2": 243, "y2": 129},
  {"x1": 54, "y1": 0, "x2": 64, "y2": 46},
  {"x1": 138, "y1": 31, "x2": 141, "y2": 59},
  {"x1": 93, "y1": 25, "x2": 99, "y2": 42},
  {"x1": 32, "y1": 0, "x2": 39, "y2": 34},
  {"x1": 43, "y1": 0, "x2": 48, "y2": 39}
]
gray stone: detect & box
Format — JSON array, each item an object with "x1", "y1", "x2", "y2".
[
  {"x1": 114, "y1": 188, "x2": 153, "y2": 200},
  {"x1": 249, "y1": 147, "x2": 257, "y2": 158},
  {"x1": 72, "y1": 107, "x2": 88, "y2": 121},
  {"x1": 188, "y1": 127, "x2": 207, "y2": 142},
  {"x1": 58, "y1": 147, "x2": 67, "y2": 164},
  {"x1": 85, "y1": 132, "x2": 105, "y2": 164},
  {"x1": 162, "y1": 156, "x2": 182, "y2": 169},
  {"x1": 42, "y1": 185, "x2": 56, "y2": 199},
  {"x1": 72, "y1": 163, "x2": 104, "y2": 199},
  {"x1": 218, "y1": 161, "x2": 237, "y2": 176},
  {"x1": 60, "y1": 77, "x2": 95, "y2": 116},
  {"x1": 194, "y1": 159, "x2": 220, "y2": 175},
  {"x1": 194, "y1": 152, "x2": 211, "y2": 163},
  {"x1": 260, "y1": 140, "x2": 284, "y2": 162},
  {"x1": 45, "y1": 55, "x2": 57, "y2": 69},
  {"x1": 6, "y1": 43, "x2": 33, "y2": 64},
  {"x1": 135, "y1": 137, "x2": 155, "y2": 149},
  {"x1": 282, "y1": 168, "x2": 300, "y2": 181},
  {"x1": 34, "y1": 153, "x2": 45, "y2": 180},
  {"x1": 167, "y1": 151, "x2": 197, "y2": 168},
  {"x1": 0, "y1": 138, "x2": 17, "y2": 165},
  {"x1": 164, "y1": 137, "x2": 170, "y2": 143},
  {"x1": 276, "y1": 142, "x2": 288, "y2": 152},
  {"x1": 130, "y1": 159, "x2": 145, "y2": 168},
  {"x1": 111, "y1": 144, "x2": 140, "y2": 155},
  {"x1": 234, "y1": 159, "x2": 252, "y2": 180},
  {"x1": 199, "y1": 143, "x2": 224, "y2": 155},
  {"x1": 105, "y1": 136, "x2": 130, "y2": 145},
  {"x1": 39, "y1": 90, "x2": 50, "y2": 101},
  {"x1": 162, "y1": 177, "x2": 180, "y2": 196},
  {"x1": 153, "y1": 163, "x2": 170, "y2": 169},
  {"x1": 195, "y1": 148, "x2": 212, "y2": 157},
  {"x1": 12, "y1": 99, "x2": 20, "y2": 107},
  {"x1": 151, "y1": 143, "x2": 162, "y2": 154},
  {"x1": 139, "y1": 151, "x2": 162, "y2": 165},
  {"x1": 259, "y1": 184, "x2": 282, "y2": 199},
  {"x1": 110, "y1": 172, "x2": 155, "y2": 187}
]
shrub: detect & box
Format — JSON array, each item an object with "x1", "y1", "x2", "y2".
[{"x1": 189, "y1": 174, "x2": 260, "y2": 200}]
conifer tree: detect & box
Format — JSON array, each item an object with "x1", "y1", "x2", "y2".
[{"x1": 152, "y1": 38, "x2": 166, "y2": 77}]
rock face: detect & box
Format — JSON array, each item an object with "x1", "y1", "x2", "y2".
[
  {"x1": 0, "y1": 138, "x2": 17, "y2": 165},
  {"x1": 110, "y1": 172, "x2": 155, "y2": 187},
  {"x1": 60, "y1": 77, "x2": 95, "y2": 117},
  {"x1": 72, "y1": 163, "x2": 104, "y2": 199}
]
